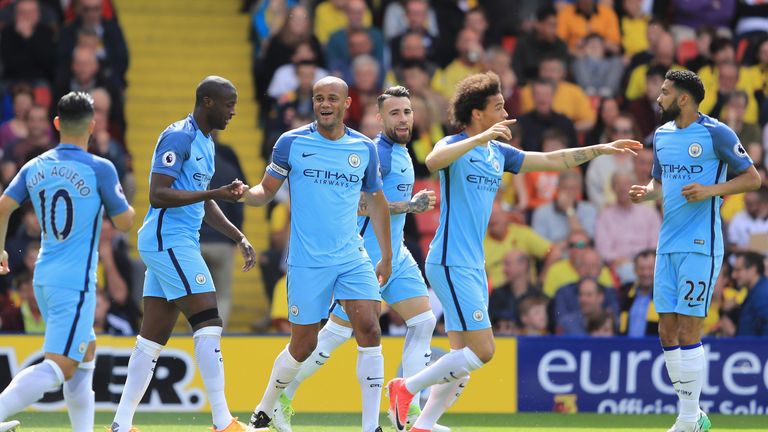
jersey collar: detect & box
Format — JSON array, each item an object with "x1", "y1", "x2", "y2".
[
  {"x1": 377, "y1": 132, "x2": 396, "y2": 147},
  {"x1": 57, "y1": 143, "x2": 84, "y2": 151}
]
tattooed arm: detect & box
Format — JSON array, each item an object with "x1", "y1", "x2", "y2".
[
  {"x1": 359, "y1": 189, "x2": 437, "y2": 216},
  {"x1": 518, "y1": 139, "x2": 643, "y2": 173}
]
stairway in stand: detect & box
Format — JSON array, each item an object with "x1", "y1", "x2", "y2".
[{"x1": 114, "y1": 0, "x2": 269, "y2": 332}]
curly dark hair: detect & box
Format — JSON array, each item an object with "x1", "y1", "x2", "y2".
[
  {"x1": 377, "y1": 85, "x2": 410, "y2": 109},
  {"x1": 665, "y1": 70, "x2": 705, "y2": 104},
  {"x1": 449, "y1": 72, "x2": 502, "y2": 129}
]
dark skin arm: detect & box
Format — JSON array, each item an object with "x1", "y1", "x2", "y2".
[
  {"x1": 203, "y1": 200, "x2": 257, "y2": 271},
  {"x1": 148, "y1": 173, "x2": 243, "y2": 208}
]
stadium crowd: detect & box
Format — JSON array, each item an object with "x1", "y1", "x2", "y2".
[{"x1": 0, "y1": 0, "x2": 767, "y2": 338}]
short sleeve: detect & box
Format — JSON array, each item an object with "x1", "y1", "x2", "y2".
[
  {"x1": 266, "y1": 133, "x2": 294, "y2": 180},
  {"x1": 652, "y1": 132, "x2": 662, "y2": 182},
  {"x1": 95, "y1": 159, "x2": 130, "y2": 217},
  {"x1": 362, "y1": 140, "x2": 383, "y2": 192},
  {"x1": 3, "y1": 161, "x2": 31, "y2": 204},
  {"x1": 710, "y1": 123, "x2": 754, "y2": 174},
  {"x1": 377, "y1": 144, "x2": 392, "y2": 178},
  {"x1": 498, "y1": 143, "x2": 525, "y2": 174},
  {"x1": 151, "y1": 131, "x2": 191, "y2": 178}
]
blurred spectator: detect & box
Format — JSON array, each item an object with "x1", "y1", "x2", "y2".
[
  {"x1": 406, "y1": 94, "x2": 441, "y2": 177},
  {"x1": 1, "y1": 105, "x2": 54, "y2": 185},
  {"x1": 94, "y1": 289, "x2": 134, "y2": 335},
  {"x1": 0, "y1": 286, "x2": 22, "y2": 331},
  {"x1": 16, "y1": 271, "x2": 44, "y2": 333},
  {"x1": 513, "y1": 5, "x2": 568, "y2": 85},
  {"x1": 249, "y1": 0, "x2": 298, "y2": 57},
  {"x1": 633, "y1": 145, "x2": 655, "y2": 188},
  {"x1": 595, "y1": 172, "x2": 661, "y2": 283},
  {"x1": 524, "y1": 129, "x2": 568, "y2": 210},
  {"x1": 484, "y1": 202, "x2": 556, "y2": 289},
  {"x1": 331, "y1": 29, "x2": 383, "y2": 87},
  {"x1": 533, "y1": 170, "x2": 597, "y2": 243},
  {"x1": 518, "y1": 296, "x2": 550, "y2": 335},
  {"x1": 267, "y1": 42, "x2": 329, "y2": 100},
  {"x1": 733, "y1": 252, "x2": 768, "y2": 336},
  {"x1": 0, "y1": 0, "x2": 56, "y2": 84},
  {"x1": 384, "y1": 0, "x2": 437, "y2": 65},
  {"x1": 54, "y1": 46, "x2": 125, "y2": 140},
  {"x1": 515, "y1": 79, "x2": 577, "y2": 152},
  {"x1": 0, "y1": 85, "x2": 34, "y2": 150},
  {"x1": 484, "y1": 47, "x2": 521, "y2": 118},
  {"x1": 572, "y1": 33, "x2": 624, "y2": 98},
  {"x1": 390, "y1": 32, "x2": 438, "y2": 83},
  {"x1": 327, "y1": 0, "x2": 385, "y2": 75},
  {"x1": 200, "y1": 136, "x2": 247, "y2": 328},
  {"x1": 684, "y1": 26, "x2": 717, "y2": 73},
  {"x1": 620, "y1": 0, "x2": 650, "y2": 60},
  {"x1": 556, "y1": 0, "x2": 620, "y2": 56},
  {"x1": 256, "y1": 5, "x2": 323, "y2": 111},
  {"x1": 520, "y1": 56, "x2": 596, "y2": 132},
  {"x1": 624, "y1": 17, "x2": 666, "y2": 78},
  {"x1": 585, "y1": 113, "x2": 639, "y2": 207},
  {"x1": 587, "y1": 310, "x2": 616, "y2": 336},
  {"x1": 88, "y1": 87, "x2": 131, "y2": 189},
  {"x1": 585, "y1": 96, "x2": 620, "y2": 146},
  {"x1": 383, "y1": 0, "x2": 438, "y2": 42},
  {"x1": 431, "y1": 28, "x2": 484, "y2": 101},
  {"x1": 619, "y1": 250, "x2": 658, "y2": 337},
  {"x1": 724, "y1": 91, "x2": 762, "y2": 147},
  {"x1": 97, "y1": 216, "x2": 139, "y2": 327},
  {"x1": 734, "y1": 0, "x2": 768, "y2": 37},
  {"x1": 625, "y1": 31, "x2": 679, "y2": 101},
  {"x1": 628, "y1": 65, "x2": 665, "y2": 143},
  {"x1": 401, "y1": 61, "x2": 446, "y2": 128},
  {"x1": 263, "y1": 62, "x2": 316, "y2": 159},
  {"x1": 58, "y1": 0, "x2": 128, "y2": 86},
  {"x1": 557, "y1": 278, "x2": 614, "y2": 335},
  {"x1": 489, "y1": 250, "x2": 542, "y2": 326},
  {"x1": 346, "y1": 54, "x2": 382, "y2": 129},
  {"x1": 727, "y1": 187, "x2": 768, "y2": 252},
  {"x1": 314, "y1": 0, "x2": 372, "y2": 45},
  {"x1": 4, "y1": 204, "x2": 40, "y2": 274},
  {"x1": 359, "y1": 109, "x2": 379, "y2": 139},
  {"x1": 670, "y1": 0, "x2": 735, "y2": 37},
  {"x1": 702, "y1": 61, "x2": 760, "y2": 124},
  {"x1": 543, "y1": 230, "x2": 615, "y2": 297}
]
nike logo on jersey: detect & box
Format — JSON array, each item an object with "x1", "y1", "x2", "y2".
[
  {"x1": 469, "y1": 158, "x2": 483, "y2": 163},
  {"x1": 400, "y1": 167, "x2": 407, "y2": 173},
  {"x1": 215, "y1": 348, "x2": 221, "y2": 353},
  {"x1": 302, "y1": 152, "x2": 317, "y2": 157},
  {"x1": 196, "y1": 156, "x2": 204, "y2": 161}
]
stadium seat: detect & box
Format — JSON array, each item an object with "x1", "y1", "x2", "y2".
[{"x1": 676, "y1": 39, "x2": 698, "y2": 66}]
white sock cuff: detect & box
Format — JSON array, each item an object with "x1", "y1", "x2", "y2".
[
  {"x1": 136, "y1": 335, "x2": 164, "y2": 357},
  {"x1": 324, "y1": 320, "x2": 353, "y2": 339},
  {"x1": 406, "y1": 310, "x2": 436, "y2": 327},
  {"x1": 680, "y1": 344, "x2": 704, "y2": 359},
  {"x1": 78, "y1": 359, "x2": 96, "y2": 370},
  {"x1": 662, "y1": 346, "x2": 681, "y2": 361},
  {"x1": 461, "y1": 347, "x2": 484, "y2": 370},
  {"x1": 43, "y1": 359, "x2": 65, "y2": 384},
  {"x1": 193, "y1": 326, "x2": 223, "y2": 338},
  {"x1": 283, "y1": 347, "x2": 303, "y2": 368},
  {"x1": 357, "y1": 345, "x2": 383, "y2": 356}
]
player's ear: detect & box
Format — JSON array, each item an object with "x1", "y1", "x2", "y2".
[
  {"x1": 88, "y1": 118, "x2": 96, "y2": 134},
  {"x1": 345, "y1": 96, "x2": 352, "y2": 109},
  {"x1": 53, "y1": 116, "x2": 60, "y2": 132}
]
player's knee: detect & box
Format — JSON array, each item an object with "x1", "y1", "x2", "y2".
[
  {"x1": 658, "y1": 323, "x2": 677, "y2": 346},
  {"x1": 475, "y1": 346, "x2": 495, "y2": 364},
  {"x1": 354, "y1": 317, "x2": 381, "y2": 346},
  {"x1": 187, "y1": 307, "x2": 222, "y2": 330},
  {"x1": 290, "y1": 339, "x2": 317, "y2": 362}
]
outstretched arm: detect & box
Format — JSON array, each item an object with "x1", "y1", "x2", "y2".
[
  {"x1": 359, "y1": 189, "x2": 436, "y2": 216},
  {"x1": 149, "y1": 173, "x2": 244, "y2": 208},
  {"x1": 519, "y1": 139, "x2": 643, "y2": 173},
  {"x1": 242, "y1": 173, "x2": 285, "y2": 207},
  {"x1": 425, "y1": 119, "x2": 516, "y2": 172}
]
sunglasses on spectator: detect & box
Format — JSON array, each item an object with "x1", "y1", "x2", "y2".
[
  {"x1": 613, "y1": 127, "x2": 633, "y2": 134},
  {"x1": 568, "y1": 240, "x2": 591, "y2": 249}
]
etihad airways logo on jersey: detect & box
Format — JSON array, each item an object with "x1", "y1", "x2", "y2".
[
  {"x1": 466, "y1": 174, "x2": 502, "y2": 192},
  {"x1": 660, "y1": 164, "x2": 703, "y2": 180},
  {"x1": 192, "y1": 172, "x2": 212, "y2": 188},
  {"x1": 303, "y1": 168, "x2": 360, "y2": 187}
]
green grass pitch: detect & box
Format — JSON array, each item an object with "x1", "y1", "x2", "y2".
[{"x1": 10, "y1": 412, "x2": 768, "y2": 431}]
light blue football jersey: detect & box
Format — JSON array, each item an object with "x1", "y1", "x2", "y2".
[
  {"x1": 652, "y1": 114, "x2": 753, "y2": 256},
  {"x1": 357, "y1": 133, "x2": 412, "y2": 266},
  {"x1": 425, "y1": 132, "x2": 525, "y2": 269},
  {"x1": 267, "y1": 122, "x2": 383, "y2": 267},
  {"x1": 137, "y1": 114, "x2": 215, "y2": 252},
  {"x1": 4, "y1": 144, "x2": 130, "y2": 291}
]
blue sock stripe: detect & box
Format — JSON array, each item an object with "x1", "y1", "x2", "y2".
[
  {"x1": 680, "y1": 342, "x2": 703, "y2": 350},
  {"x1": 661, "y1": 345, "x2": 680, "y2": 351}
]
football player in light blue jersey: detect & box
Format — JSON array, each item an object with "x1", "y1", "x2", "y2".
[
  {"x1": 111, "y1": 77, "x2": 258, "y2": 432},
  {"x1": 630, "y1": 70, "x2": 760, "y2": 432},
  {"x1": 387, "y1": 72, "x2": 643, "y2": 431},
  {"x1": 243, "y1": 77, "x2": 392, "y2": 432},
  {"x1": 266, "y1": 86, "x2": 449, "y2": 432},
  {"x1": 0, "y1": 92, "x2": 134, "y2": 432}
]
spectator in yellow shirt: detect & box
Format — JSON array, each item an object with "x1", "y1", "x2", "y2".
[
  {"x1": 620, "y1": 0, "x2": 650, "y2": 59},
  {"x1": 430, "y1": 27, "x2": 484, "y2": 100},
  {"x1": 543, "y1": 230, "x2": 615, "y2": 297},
  {"x1": 556, "y1": 0, "x2": 621, "y2": 55},
  {"x1": 313, "y1": 0, "x2": 372, "y2": 45},
  {"x1": 625, "y1": 31, "x2": 681, "y2": 101}
]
